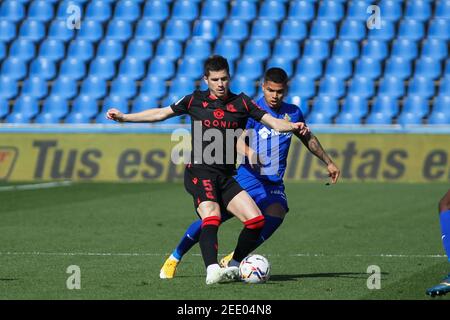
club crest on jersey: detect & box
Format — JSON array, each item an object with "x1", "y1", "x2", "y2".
[
  {"x1": 226, "y1": 104, "x2": 237, "y2": 112},
  {"x1": 284, "y1": 113, "x2": 291, "y2": 121},
  {"x1": 213, "y1": 109, "x2": 225, "y2": 120}
]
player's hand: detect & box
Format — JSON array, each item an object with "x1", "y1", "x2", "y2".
[
  {"x1": 248, "y1": 149, "x2": 265, "y2": 173},
  {"x1": 106, "y1": 108, "x2": 125, "y2": 122},
  {"x1": 292, "y1": 122, "x2": 310, "y2": 136},
  {"x1": 327, "y1": 162, "x2": 340, "y2": 184}
]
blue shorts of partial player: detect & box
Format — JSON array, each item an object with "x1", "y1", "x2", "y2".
[{"x1": 223, "y1": 174, "x2": 289, "y2": 220}]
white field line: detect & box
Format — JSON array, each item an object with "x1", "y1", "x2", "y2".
[
  {"x1": 0, "y1": 251, "x2": 447, "y2": 259},
  {"x1": 0, "y1": 181, "x2": 73, "y2": 192}
]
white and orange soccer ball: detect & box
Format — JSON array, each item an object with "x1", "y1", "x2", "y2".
[{"x1": 239, "y1": 254, "x2": 271, "y2": 284}]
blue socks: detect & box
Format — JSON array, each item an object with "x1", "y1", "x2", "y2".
[
  {"x1": 172, "y1": 214, "x2": 284, "y2": 261},
  {"x1": 257, "y1": 215, "x2": 283, "y2": 245},
  {"x1": 440, "y1": 210, "x2": 450, "y2": 262}
]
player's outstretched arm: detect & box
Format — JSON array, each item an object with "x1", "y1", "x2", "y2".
[
  {"x1": 236, "y1": 130, "x2": 263, "y2": 170},
  {"x1": 106, "y1": 106, "x2": 176, "y2": 123},
  {"x1": 260, "y1": 114, "x2": 309, "y2": 134},
  {"x1": 295, "y1": 131, "x2": 340, "y2": 184}
]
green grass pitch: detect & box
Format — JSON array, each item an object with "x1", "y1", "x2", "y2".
[{"x1": 0, "y1": 181, "x2": 449, "y2": 300}]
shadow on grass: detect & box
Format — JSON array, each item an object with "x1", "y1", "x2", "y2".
[{"x1": 270, "y1": 272, "x2": 389, "y2": 282}]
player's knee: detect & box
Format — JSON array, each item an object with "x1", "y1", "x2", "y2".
[{"x1": 244, "y1": 215, "x2": 265, "y2": 230}]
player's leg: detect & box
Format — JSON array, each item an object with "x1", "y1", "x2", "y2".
[{"x1": 426, "y1": 189, "x2": 450, "y2": 297}]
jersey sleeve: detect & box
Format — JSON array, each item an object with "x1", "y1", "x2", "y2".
[
  {"x1": 242, "y1": 95, "x2": 267, "y2": 121},
  {"x1": 169, "y1": 94, "x2": 193, "y2": 115}
]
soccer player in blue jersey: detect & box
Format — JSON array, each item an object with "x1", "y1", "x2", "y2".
[
  {"x1": 160, "y1": 67, "x2": 340, "y2": 279},
  {"x1": 426, "y1": 189, "x2": 450, "y2": 297}
]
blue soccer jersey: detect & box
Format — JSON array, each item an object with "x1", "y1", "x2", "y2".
[{"x1": 236, "y1": 97, "x2": 305, "y2": 185}]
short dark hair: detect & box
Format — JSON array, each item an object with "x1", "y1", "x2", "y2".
[
  {"x1": 264, "y1": 67, "x2": 288, "y2": 85},
  {"x1": 204, "y1": 55, "x2": 230, "y2": 77}
]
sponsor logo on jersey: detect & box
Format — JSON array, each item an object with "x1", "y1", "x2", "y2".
[{"x1": 213, "y1": 108, "x2": 225, "y2": 120}]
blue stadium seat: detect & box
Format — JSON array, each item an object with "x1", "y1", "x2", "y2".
[
  {"x1": 132, "y1": 94, "x2": 158, "y2": 113},
  {"x1": 106, "y1": 19, "x2": 132, "y2": 42},
  {"x1": 295, "y1": 57, "x2": 323, "y2": 79},
  {"x1": 287, "y1": 0, "x2": 315, "y2": 21},
  {"x1": 415, "y1": 57, "x2": 442, "y2": 79},
  {"x1": 266, "y1": 57, "x2": 293, "y2": 78},
  {"x1": 56, "y1": 1, "x2": 86, "y2": 20},
  {"x1": 161, "y1": 94, "x2": 183, "y2": 110},
  {"x1": 148, "y1": 57, "x2": 175, "y2": 80},
  {"x1": 421, "y1": 39, "x2": 448, "y2": 61},
  {"x1": 272, "y1": 39, "x2": 300, "y2": 61},
  {"x1": 0, "y1": 0, "x2": 25, "y2": 22},
  {"x1": 201, "y1": 0, "x2": 228, "y2": 21},
  {"x1": 38, "y1": 95, "x2": 70, "y2": 121},
  {"x1": 370, "y1": 95, "x2": 399, "y2": 118},
  {"x1": 378, "y1": 0, "x2": 402, "y2": 21},
  {"x1": 101, "y1": 95, "x2": 129, "y2": 114},
  {"x1": 428, "y1": 19, "x2": 449, "y2": 40},
  {"x1": 89, "y1": 57, "x2": 116, "y2": 80},
  {"x1": 70, "y1": 94, "x2": 98, "y2": 119},
  {"x1": 433, "y1": 94, "x2": 450, "y2": 113},
  {"x1": 59, "y1": 57, "x2": 86, "y2": 80},
  {"x1": 259, "y1": 0, "x2": 286, "y2": 22},
  {"x1": 109, "y1": 75, "x2": 137, "y2": 99},
  {"x1": 28, "y1": 0, "x2": 54, "y2": 22},
  {"x1": 288, "y1": 75, "x2": 315, "y2": 100},
  {"x1": 384, "y1": 57, "x2": 412, "y2": 80},
  {"x1": 155, "y1": 39, "x2": 183, "y2": 61},
  {"x1": 405, "y1": 0, "x2": 431, "y2": 21},
  {"x1": 39, "y1": 39, "x2": 65, "y2": 62},
  {"x1": 397, "y1": 112, "x2": 423, "y2": 125},
  {"x1": 325, "y1": 57, "x2": 352, "y2": 79},
  {"x1": 118, "y1": 57, "x2": 145, "y2": 80},
  {"x1": 428, "y1": 111, "x2": 450, "y2": 124},
  {"x1": 439, "y1": 76, "x2": 450, "y2": 96},
  {"x1": 391, "y1": 39, "x2": 418, "y2": 61},
  {"x1": 302, "y1": 40, "x2": 330, "y2": 61},
  {"x1": 143, "y1": 0, "x2": 169, "y2": 21},
  {"x1": 114, "y1": 0, "x2": 140, "y2": 21},
  {"x1": 80, "y1": 76, "x2": 107, "y2": 99},
  {"x1": 307, "y1": 111, "x2": 334, "y2": 125},
  {"x1": 1, "y1": 57, "x2": 27, "y2": 80},
  {"x1": 127, "y1": 39, "x2": 153, "y2": 61},
  {"x1": 318, "y1": 0, "x2": 344, "y2": 22},
  {"x1": 367, "y1": 20, "x2": 395, "y2": 41},
  {"x1": 97, "y1": 39, "x2": 123, "y2": 62},
  {"x1": 230, "y1": 0, "x2": 257, "y2": 21},
  {"x1": 135, "y1": 19, "x2": 161, "y2": 41},
  {"x1": 347, "y1": 0, "x2": 372, "y2": 21},
  {"x1": 184, "y1": 38, "x2": 211, "y2": 60},
  {"x1": 222, "y1": 20, "x2": 249, "y2": 41},
  {"x1": 361, "y1": 40, "x2": 388, "y2": 61},
  {"x1": 140, "y1": 75, "x2": 167, "y2": 99},
  {"x1": 235, "y1": 57, "x2": 263, "y2": 80},
  {"x1": 85, "y1": 1, "x2": 112, "y2": 22},
  {"x1": 250, "y1": 19, "x2": 278, "y2": 40},
  {"x1": 348, "y1": 76, "x2": 374, "y2": 98},
  {"x1": 318, "y1": 76, "x2": 345, "y2": 98},
  {"x1": 50, "y1": 76, "x2": 78, "y2": 99},
  {"x1": 9, "y1": 39, "x2": 35, "y2": 62},
  {"x1": 19, "y1": 19, "x2": 46, "y2": 42},
  {"x1": 0, "y1": 20, "x2": 16, "y2": 42},
  {"x1": 398, "y1": 20, "x2": 425, "y2": 41},
  {"x1": 445, "y1": 60, "x2": 450, "y2": 76},
  {"x1": 77, "y1": 20, "x2": 104, "y2": 42},
  {"x1": 214, "y1": 39, "x2": 241, "y2": 62},
  {"x1": 435, "y1": 0, "x2": 450, "y2": 19},
  {"x1": 310, "y1": 20, "x2": 336, "y2": 41},
  {"x1": 164, "y1": 19, "x2": 191, "y2": 41},
  {"x1": 311, "y1": 95, "x2": 339, "y2": 117},
  {"x1": 378, "y1": 76, "x2": 405, "y2": 98},
  {"x1": 22, "y1": 76, "x2": 48, "y2": 99},
  {"x1": 401, "y1": 95, "x2": 429, "y2": 117},
  {"x1": 67, "y1": 39, "x2": 94, "y2": 62},
  {"x1": 341, "y1": 95, "x2": 368, "y2": 117},
  {"x1": 192, "y1": 20, "x2": 220, "y2": 42},
  {"x1": 243, "y1": 39, "x2": 271, "y2": 61},
  {"x1": 48, "y1": 19, "x2": 75, "y2": 42},
  {"x1": 279, "y1": 19, "x2": 307, "y2": 40},
  {"x1": 332, "y1": 40, "x2": 359, "y2": 60},
  {"x1": 0, "y1": 76, "x2": 18, "y2": 99},
  {"x1": 9, "y1": 95, "x2": 39, "y2": 121},
  {"x1": 177, "y1": 57, "x2": 204, "y2": 80},
  {"x1": 339, "y1": 19, "x2": 366, "y2": 41},
  {"x1": 168, "y1": 77, "x2": 196, "y2": 97},
  {"x1": 0, "y1": 97, "x2": 10, "y2": 119},
  {"x1": 65, "y1": 112, "x2": 94, "y2": 124},
  {"x1": 408, "y1": 76, "x2": 435, "y2": 98},
  {"x1": 354, "y1": 57, "x2": 381, "y2": 79},
  {"x1": 172, "y1": 0, "x2": 199, "y2": 21}
]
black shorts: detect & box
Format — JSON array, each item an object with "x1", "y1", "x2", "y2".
[{"x1": 184, "y1": 165, "x2": 243, "y2": 213}]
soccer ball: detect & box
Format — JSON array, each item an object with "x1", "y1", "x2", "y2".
[{"x1": 239, "y1": 254, "x2": 270, "y2": 284}]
